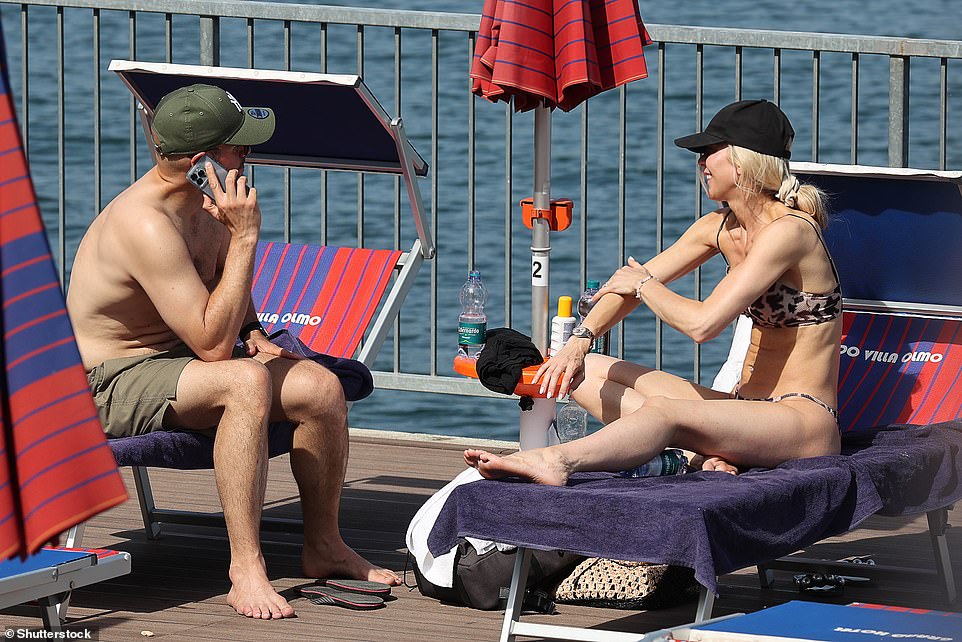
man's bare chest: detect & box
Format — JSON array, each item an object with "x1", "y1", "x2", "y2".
[{"x1": 180, "y1": 215, "x2": 225, "y2": 287}]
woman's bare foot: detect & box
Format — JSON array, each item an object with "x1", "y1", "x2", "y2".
[
  {"x1": 463, "y1": 448, "x2": 571, "y2": 486},
  {"x1": 227, "y1": 563, "x2": 295, "y2": 619},
  {"x1": 302, "y1": 539, "x2": 401, "y2": 586},
  {"x1": 700, "y1": 456, "x2": 739, "y2": 475}
]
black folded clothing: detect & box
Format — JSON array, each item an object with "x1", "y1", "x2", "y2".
[{"x1": 476, "y1": 328, "x2": 544, "y2": 395}]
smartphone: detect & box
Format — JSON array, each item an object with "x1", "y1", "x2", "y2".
[{"x1": 186, "y1": 154, "x2": 231, "y2": 200}]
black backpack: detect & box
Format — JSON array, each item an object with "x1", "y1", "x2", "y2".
[{"x1": 411, "y1": 540, "x2": 583, "y2": 613}]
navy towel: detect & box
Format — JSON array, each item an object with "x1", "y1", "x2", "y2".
[{"x1": 427, "y1": 421, "x2": 962, "y2": 594}]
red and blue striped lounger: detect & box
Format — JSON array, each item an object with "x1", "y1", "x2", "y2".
[
  {"x1": 427, "y1": 163, "x2": 962, "y2": 642},
  {"x1": 94, "y1": 61, "x2": 434, "y2": 540},
  {"x1": 106, "y1": 241, "x2": 402, "y2": 471},
  {"x1": 104, "y1": 241, "x2": 405, "y2": 535}
]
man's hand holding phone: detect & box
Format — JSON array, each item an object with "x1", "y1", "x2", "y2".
[
  {"x1": 188, "y1": 154, "x2": 261, "y2": 240},
  {"x1": 186, "y1": 153, "x2": 230, "y2": 200}
]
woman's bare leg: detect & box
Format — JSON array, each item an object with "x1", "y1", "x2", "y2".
[
  {"x1": 465, "y1": 395, "x2": 839, "y2": 485},
  {"x1": 572, "y1": 354, "x2": 729, "y2": 423}
]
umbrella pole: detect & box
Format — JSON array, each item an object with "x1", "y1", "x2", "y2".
[
  {"x1": 531, "y1": 103, "x2": 551, "y2": 355},
  {"x1": 520, "y1": 102, "x2": 556, "y2": 451}
]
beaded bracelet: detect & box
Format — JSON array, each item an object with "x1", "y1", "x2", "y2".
[{"x1": 633, "y1": 273, "x2": 659, "y2": 300}]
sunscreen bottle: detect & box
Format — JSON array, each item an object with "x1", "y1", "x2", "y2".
[{"x1": 549, "y1": 296, "x2": 577, "y2": 357}]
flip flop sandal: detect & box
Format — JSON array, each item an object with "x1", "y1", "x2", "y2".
[
  {"x1": 303, "y1": 586, "x2": 385, "y2": 610},
  {"x1": 320, "y1": 579, "x2": 393, "y2": 596},
  {"x1": 793, "y1": 573, "x2": 845, "y2": 596}
]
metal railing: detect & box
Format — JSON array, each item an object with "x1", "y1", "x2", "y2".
[{"x1": 1, "y1": 0, "x2": 959, "y2": 411}]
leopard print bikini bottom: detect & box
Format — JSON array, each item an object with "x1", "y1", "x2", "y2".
[{"x1": 733, "y1": 390, "x2": 839, "y2": 423}]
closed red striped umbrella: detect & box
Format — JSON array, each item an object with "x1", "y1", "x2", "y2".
[
  {"x1": 0, "y1": 23, "x2": 126, "y2": 560},
  {"x1": 471, "y1": 0, "x2": 651, "y2": 112}
]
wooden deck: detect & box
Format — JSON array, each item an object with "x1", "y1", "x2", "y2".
[{"x1": 3, "y1": 429, "x2": 960, "y2": 641}]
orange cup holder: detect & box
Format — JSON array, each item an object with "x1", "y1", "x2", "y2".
[
  {"x1": 520, "y1": 197, "x2": 573, "y2": 231},
  {"x1": 453, "y1": 355, "x2": 548, "y2": 398}
]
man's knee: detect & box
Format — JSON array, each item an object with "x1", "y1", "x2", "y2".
[
  {"x1": 291, "y1": 362, "x2": 347, "y2": 414},
  {"x1": 221, "y1": 359, "x2": 272, "y2": 411}
]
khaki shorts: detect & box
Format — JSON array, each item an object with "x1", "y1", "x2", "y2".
[{"x1": 87, "y1": 344, "x2": 198, "y2": 438}]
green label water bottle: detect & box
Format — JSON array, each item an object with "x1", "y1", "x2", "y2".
[
  {"x1": 458, "y1": 270, "x2": 488, "y2": 358},
  {"x1": 619, "y1": 449, "x2": 689, "y2": 477}
]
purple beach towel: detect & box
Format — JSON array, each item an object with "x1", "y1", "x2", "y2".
[{"x1": 428, "y1": 421, "x2": 962, "y2": 594}]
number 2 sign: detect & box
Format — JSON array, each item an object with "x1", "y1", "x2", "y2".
[{"x1": 531, "y1": 257, "x2": 549, "y2": 286}]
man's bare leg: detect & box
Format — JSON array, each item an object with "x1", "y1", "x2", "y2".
[
  {"x1": 168, "y1": 359, "x2": 296, "y2": 619},
  {"x1": 261, "y1": 357, "x2": 400, "y2": 585}
]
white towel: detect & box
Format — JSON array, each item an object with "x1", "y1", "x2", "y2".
[{"x1": 405, "y1": 467, "x2": 513, "y2": 587}]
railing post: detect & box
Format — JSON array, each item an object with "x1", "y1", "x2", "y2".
[
  {"x1": 888, "y1": 55, "x2": 909, "y2": 167},
  {"x1": 199, "y1": 15, "x2": 220, "y2": 66}
]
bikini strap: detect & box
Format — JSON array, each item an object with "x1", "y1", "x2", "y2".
[
  {"x1": 715, "y1": 208, "x2": 732, "y2": 267},
  {"x1": 784, "y1": 213, "x2": 840, "y2": 284}
]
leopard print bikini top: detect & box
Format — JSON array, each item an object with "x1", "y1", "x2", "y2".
[{"x1": 717, "y1": 211, "x2": 842, "y2": 328}]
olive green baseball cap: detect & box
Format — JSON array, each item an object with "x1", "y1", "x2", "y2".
[{"x1": 152, "y1": 83, "x2": 276, "y2": 155}]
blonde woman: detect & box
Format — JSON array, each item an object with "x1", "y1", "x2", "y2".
[{"x1": 466, "y1": 100, "x2": 842, "y2": 484}]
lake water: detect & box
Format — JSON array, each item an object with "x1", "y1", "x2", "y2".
[{"x1": 0, "y1": 0, "x2": 958, "y2": 440}]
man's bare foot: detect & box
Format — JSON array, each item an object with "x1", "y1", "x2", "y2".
[
  {"x1": 227, "y1": 563, "x2": 296, "y2": 619},
  {"x1": 302, "y1": 539, "x2": 401, "y2": 586},
  {"x1": 463, "y1": 448, "x2": 571, "y2": 486}
]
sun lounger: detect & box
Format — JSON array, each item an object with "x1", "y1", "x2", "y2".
[
  {"x1": 0, "y1": 547, "x2": 131, "y2": 631},
  {"x1": 94, "y1": 61, "x2": 433, "y2": 538},
  {"x1": 427, "y1": 163, "x2": 962, "y2": 642}
]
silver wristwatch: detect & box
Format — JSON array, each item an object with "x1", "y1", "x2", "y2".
[{"x1": 570, "y1": 325, "x2": 595, "y2": 341}]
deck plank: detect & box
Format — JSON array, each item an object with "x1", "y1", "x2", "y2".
[{"x1": 2, "y1": 431, "x2": 959, "y2": 640}]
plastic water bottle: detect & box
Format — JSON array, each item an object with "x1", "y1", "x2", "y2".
[
  {"x1": 619, "y1": 449, "x2": 689, "y2": 477},
  {"x1": 555, "y1": 398, "x2": 587, "y2": 442},
  {"x1": 458, "y1": 270, "x2": 488, "y2": 358},
  {"x1": 578, "y1": 280, "x2": 609, "y2": 354}
]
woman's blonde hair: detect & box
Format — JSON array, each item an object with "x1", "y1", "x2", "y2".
[{"x1": 728, "y1": 145, "x2": 828, "y2": 227}]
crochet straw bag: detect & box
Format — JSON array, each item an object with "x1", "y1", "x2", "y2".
[{"x1": 553, "y1": 558, "x2": 699, "y2": 610}]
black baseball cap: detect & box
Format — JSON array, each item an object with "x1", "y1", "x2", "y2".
[
  {"x1": 674, "y1": 99, "x2": 794, "y2": 159},
  {"x1": 152, "y1": 84, "x2": 275, "y2": 155}
]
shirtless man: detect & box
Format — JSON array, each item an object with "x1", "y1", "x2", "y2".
[{"x1": 67, "y1": 83, "x2": 400, "y2": 619}]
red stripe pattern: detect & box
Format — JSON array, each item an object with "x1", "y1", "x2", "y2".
[
  {"x1": 0, "y1": 26, "x2": 126, "y2": 561},
  {"x1": 471, "y1": 0, "x2": 652, "y2": 112},
  {"x1": 252, "y1": 242, "x2": 401, "y2": 359},
  {"x1": 50, "y1": 545, "x2": 122, "y2": 561},
  {"x1": 838, "y1": 311, "x2": 962, "y2": 432}
]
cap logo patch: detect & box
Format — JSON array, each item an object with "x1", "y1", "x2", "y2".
[
  {"x1": 247, "y1": 108, "x2": 271, "y2": 119},
  {"x1": 225, "y1": 91, "x2": 243, "y2": 112}
]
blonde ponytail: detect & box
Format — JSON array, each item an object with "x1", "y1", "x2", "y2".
[{"x1": 729, "y1": 145, "x2": 828, "y2": 227}]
